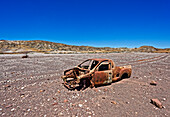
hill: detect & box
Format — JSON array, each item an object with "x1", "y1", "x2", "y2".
[{"x1": 0, "y1": 40, "x2": 169, "y2": 54}]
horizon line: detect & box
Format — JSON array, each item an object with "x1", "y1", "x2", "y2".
[{"x1": 1, "y1": 38, "x2": 170, "y2": 49}]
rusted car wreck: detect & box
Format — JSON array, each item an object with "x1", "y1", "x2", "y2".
[{"x1": 61, "y1": 58, "x2": 132, "y2": 90}]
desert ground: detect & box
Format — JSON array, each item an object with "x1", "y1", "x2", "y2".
[{"x1": 0, "y1": 53, "x2": 169, "y2": 117}]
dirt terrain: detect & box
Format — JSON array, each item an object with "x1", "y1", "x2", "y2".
[
  {"x1": 1, "y1": 40, "x2": 170, "y2": 54},
  {"x1": 0, "y1": 53, "x2": 169, "y2": 117}
]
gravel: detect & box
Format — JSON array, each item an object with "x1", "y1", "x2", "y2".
[{"x1": 0, "y1": 53, "x2": 169, "y2": 117}]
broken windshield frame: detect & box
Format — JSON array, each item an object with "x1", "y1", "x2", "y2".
[
  {"x1": 78, "y1": 60, "x2": 92, "y2": 69},
  {"x1": 78, "y1": 60, "x2": 99, "y2": 70}
]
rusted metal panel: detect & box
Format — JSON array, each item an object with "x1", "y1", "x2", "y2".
[
  {"x1": 93, "y1": 71, "x2": 108, "y2": 85},
  {"x1": 93, "y1": 70, "x2": 112, "y2": 85},
  {"x1": 61, "y1": 58, "x2": 132, "y2": 90}
]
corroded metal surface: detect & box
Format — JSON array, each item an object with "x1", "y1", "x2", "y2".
[{"x1": 61, "y1": 58, "x2": 132, "y2": 90}]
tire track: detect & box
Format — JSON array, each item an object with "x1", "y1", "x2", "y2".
[
  {"x1": 119, "y1": 54, "x2": 168, "y2": 66},
  {"x1": 0, "y1": 54, "x2": 168, "y2": 88}
]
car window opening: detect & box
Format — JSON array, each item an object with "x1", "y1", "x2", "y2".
[{"x1": 90, "y1": 60, "x2": 99, "y2": 70}]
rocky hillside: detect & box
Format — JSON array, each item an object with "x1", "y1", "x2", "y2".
[{"x1": 0, "y1": 40, "x2": 169, "y2": 54}]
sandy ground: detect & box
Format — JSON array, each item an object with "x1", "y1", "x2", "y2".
[{"x1": 0, "y1": 53, "x2": 169, "y2": 117}]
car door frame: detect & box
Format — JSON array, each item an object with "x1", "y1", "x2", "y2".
[{"x1": 93, "y1": 60, "x2": 112, "y2": 85}]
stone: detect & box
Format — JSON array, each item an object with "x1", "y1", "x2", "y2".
[
  {"x1": 53, "y1": 97, "x2": 57, "y2": 100},
  {"x1": 104, "y1": 88, "x2": 107, "y2": 92},
  {"x1": 150, "y1": 99, "x2": 163, "y2": 109},
  {"x1": 150, "y1": 81, "x2": 157, "y2": 86},
  {"x1": 102, "y1": 97, "x2": 105, "y2": 99},
  {"x1": 163, "y1": 98, "x2": 166, "y2": 101},
  {"x1": 52, "y1": 103, "x2": 58, "y2": 106},
  {"x1": 6, "y1": 105, "x2": 12, "y2": 108},
  {"x1": 64, "y1": 99, "x2": 68, "y2": 103},
  {"x1": 72, "y1": 104, "x2": 75, "y2": 106},
  {"x1": 58, "y1": 112, "x2": 63, "y2": 116},
  {"x1": 20, "y1": 94, "x2": 25, "y2": 97},
  {"x1": 21, "y1": 87, "x2": 25, "y2": 89},
  {"x1": 4, "y1": 85, "x2": 11, "y2": 88},
  {"x1": 78, "y1": 104, "x2": 83, "y2": 107},
  {"x1": 40, "y1": 89, "x2": 45, "y2": 92},
  {"x1": 111, "y1": 101, "x2": 117, "y2": 104},
  {"x1": 94, "y1": 89, "x2": 98, "y2": 92},
  {"x1": 11, "y1": 108, "x2": 15, "y2": 111},
  {"x1": 87, "y1": 112, "x2": 92, "y2": 115}
]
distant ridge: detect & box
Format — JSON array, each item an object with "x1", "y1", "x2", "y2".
[{"x1": 0, "y1": 40, "x2": 169, "y2": 54}]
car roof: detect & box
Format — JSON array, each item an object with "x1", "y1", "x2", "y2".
[{"x1": 88, "y1": 58, "x2": 111, "y2": 62}]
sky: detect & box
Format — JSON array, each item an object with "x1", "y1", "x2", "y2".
[{"x1": 0, "y1": 0, "x2": 170, "y2": 48}]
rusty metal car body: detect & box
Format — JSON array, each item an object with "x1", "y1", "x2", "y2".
[{"x1": 61, "y1": 58, "x2": 132, "y2": 90}]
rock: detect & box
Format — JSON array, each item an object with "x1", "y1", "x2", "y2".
[
  {"x1": 52, "y1": 103, "x2": 58, "y2": 106},
  {"x1": 97, "y1": 104, "x2": 101, "y2": 106},
  {"x1": 58, "y1": 112, "x2": 63, "y2": 116},
  {"x1": 6, "y1": 105, "x2": 12, "y2": 108},
  {"x1": 104, "y1": 88, "x2": 107, "y2": 92},
  {"x1": 78, "y1": 104, "x2": 83, "y2": 107},
  {"x1": 40, "y1": 89, "x2": 45, "y2": 92},
  {"x1": 111, "y1": 101, "x2": 117, "y2": 104},
  {"x1": 4, "y1": 85, "x2": 11, "y2": 88},
  {"x1": 53, "y1": 97, "x2": 57, "y2": 100},
  {"x1": 64, "y1": 99, "x2": 68, "y2": 103},
  {"x1": 11, "y1": 108, "x2": 15, "y2": 111},
  {"x1": 133, "y1": 76, "x2": 138, "y2": 79},
  {"x1": 102, "y1": 97, "x2": 105, "y2": 99},
  {"x1": 87, "y1": 112, "x2": 92, "y2": 115},
  {"x1": 163, "y1": 98, "x2": 166, "y2": 101},
  {"x1": 150, "y1": 99, "x2": 163, "y2": 109},
  {"x1": 150, "y1": 81, "x2": 157, "y2": 86},
  {"x1": 72, "y1": 104, "x2": 75, "y2": 106},
  {"x1": 149, "y1": 72, "x2": 152, "y2": 75},
  {"x1": 94, "y1": 89, "x2": 98, "y2": 92},
  {"x1": 22, "y1": 55, "x2": 28, "y2": 58},
  {"x1": 20, "y1": 93, "x2": 25, "y2": 97},
  {"x1": 21, "y1": 87, "x2": 25, "y2": 89}
]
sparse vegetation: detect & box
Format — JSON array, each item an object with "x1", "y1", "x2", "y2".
[{"x1": 0, "y1": 40, "x2": 169, "y2": 54}]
